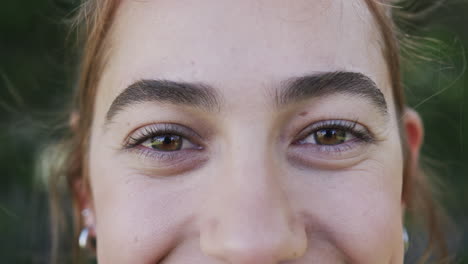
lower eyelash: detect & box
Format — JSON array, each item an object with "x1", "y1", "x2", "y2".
[
  {"x1": 124, "y1": 145, "x2": 195, "y2": 163},
  {"x1": 314, "y1": 140, "x2": 359, "y2": 153}
]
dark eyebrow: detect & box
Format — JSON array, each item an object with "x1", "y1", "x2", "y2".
[
  {"x1": 106, "y1": 71, "x2": 387, "y2": 125},
  {"x1": 105, "y1": 79, "x2": 220, "y2": 122},
  {"x1": 276, "y1": 71, "x2": 388, "y2": 114}
]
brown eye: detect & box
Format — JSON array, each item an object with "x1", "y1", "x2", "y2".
[
  {"x1": 130, "y1": 124, "x2": 202, "y2": 153},
  {"x1": 148, "y1": 135, "x2": 183, "y2": 151},
  {"x1": 300, "y1": 127, "x2": 355, "y2": 146},
  {"x1": 314, "y1": 129, "x2": 347, "y2": 145},
  {"x1": 296, "y1": 120, "x2": 374, "y2": 151}
]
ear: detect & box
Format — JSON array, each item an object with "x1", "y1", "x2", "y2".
[
  {"x1": 69, "y1": 111, "x2": 96, "y2": 227},
  {"x1": 401, "y1": 108, "x2": 424, "y2": 209},
  {"x1": 403, "y1": 108, "x2": 424, "y2": 163}
]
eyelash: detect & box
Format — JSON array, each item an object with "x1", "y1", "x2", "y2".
[
  {"x1": 293, "y1": 119, "x2": 375, "y2": 152},
  {"x1": 124, "y1": 123, "x2": 201, "y2": 149},
  {"x1": 123, "y1": 120, "x2": 375, "y2": 160}
]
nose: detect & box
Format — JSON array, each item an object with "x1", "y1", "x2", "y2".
[{"x1": 199, "y1": 145, "x2": 307, "y2": 263}]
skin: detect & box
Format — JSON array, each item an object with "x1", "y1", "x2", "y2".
[{"x1": 77, "y1": 0, "x2": 424, "y2": 263}]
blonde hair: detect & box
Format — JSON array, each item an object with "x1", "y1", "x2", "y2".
[{"x1": 47, "y1": 0, "x2": 451, "y2": 263}]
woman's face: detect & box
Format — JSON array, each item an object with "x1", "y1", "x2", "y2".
[{"x1": 86, "y1": 0, "x2": 409, "y2": 263}]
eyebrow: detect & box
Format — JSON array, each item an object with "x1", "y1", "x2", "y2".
[
  {"x1": 105, "y1": 71, "x2": 387, "y2": 124},
  {"x1": 276, "y1": 71, "x2": 387, "y2": 114},
  {"x1": 105, "y1": 79, "x2": 221, "y2": 122}
]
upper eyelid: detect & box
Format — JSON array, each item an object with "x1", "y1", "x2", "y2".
[
  {"x1": 296, "y1": 119, "x2": 369, "y2": 138},
  {"x1": 123, "y1": 123, "x2": 203, "y2": 148},
  {"x1": 308, "y1": 120, "x2": 358, "y2": 130}
]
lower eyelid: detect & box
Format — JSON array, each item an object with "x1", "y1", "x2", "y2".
[
  {"x1": 289, "y1": 136, "x2": 371, "y2": 161},
  {"x1": 287, "y1": 140, "x2": 372, "y2": 170},
  {"x1": 123, "y1": 147, "x2": 209, "y2": 176},
  {"x1": 124, "y1": 146, "x2": 207, "y2": 167},
  {"x1": 297, "y1": 139, "x2": 360, "y2": 152},
  {"x1": 124, "y1": 146, "x2": 176, "y2": 161}
]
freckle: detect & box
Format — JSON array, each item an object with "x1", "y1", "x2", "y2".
[
  {"x1": 299, "y1": 111, "x2": 308, "y2": 117},
  {"x1": 190, "y1": 60, "x2": 195, "y2": 66}
]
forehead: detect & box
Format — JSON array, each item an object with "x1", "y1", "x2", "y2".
[{"x1": 100, "y1": 0, "x2": 391, "y2": 110}]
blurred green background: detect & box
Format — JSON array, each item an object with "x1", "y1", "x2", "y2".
[{"x1": 0, "y1": 0, "x2": 467, "y2": 263}]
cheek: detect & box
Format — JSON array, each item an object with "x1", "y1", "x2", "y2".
[
  {"x1": 88, "y1": 144, "x2": 200, "y2": 263},
  {"x1": 290, "y1": 157, "x2": 404, "y2": 262}
]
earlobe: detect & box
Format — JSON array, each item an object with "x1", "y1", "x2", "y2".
[
  {"x1": 79, "y1": 208, "x2": 97, "y2": 251},
  {"x1": 73, "y1": 178, "x2": 96, "y2": 226},
  {"x1": 73, "y1": 178, "x2": 97, "y2": 247}
]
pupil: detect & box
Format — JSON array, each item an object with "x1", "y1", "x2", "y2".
[
  {"x1": 315, "y1": 129, "x2": 346, "y2": 145},
  {"x1": 151, "y1": 134, "x2": 182, "y2": 151},
  {"x1": 163, "y1": 136, "x2": 173, "y2": 144}
]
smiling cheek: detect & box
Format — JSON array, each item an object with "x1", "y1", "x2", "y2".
[
  {"x1": 290, "y1": 155, "x2": 404, "y2": 263},
  {"x1": 89, "y1": 141, "x2": 201, "y2": 263}
]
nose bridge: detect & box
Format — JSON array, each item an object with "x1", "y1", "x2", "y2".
[{"x1": 199, "y1": 127, "x2": 307, "y2": 263}]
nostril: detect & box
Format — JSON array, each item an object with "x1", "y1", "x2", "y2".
[
  {"x1": 200, "y1": 216, "x2": 308, "y2": 263},
  {"x1": 204, "y1": 238, "x2": 283, "y2": 263}
]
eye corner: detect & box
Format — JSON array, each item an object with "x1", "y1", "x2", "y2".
[{"x1": 122, "y1": 135, "x2": 143, "y2": 149}]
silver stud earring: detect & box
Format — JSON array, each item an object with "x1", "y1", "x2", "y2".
[
  {"x1": 79, "y1": 209, "x2": 96, "y2": 250},
  {"x1": 79, "y1": 226, "x2": 97, "y2": 250},
  {"x1": 403, "y1": 227, "x2": 410, "y2": 253},
  {"x1": 79, "y1": 227, "x2": 90, "y2": 249}
]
